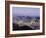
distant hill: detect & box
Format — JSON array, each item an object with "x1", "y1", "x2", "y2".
[
  {"x1": 13, "y1": 16, "x2": 40, "y2": 20},
  {"x1": 13, "y1": 16, "x2": 40, "y2": 30}
]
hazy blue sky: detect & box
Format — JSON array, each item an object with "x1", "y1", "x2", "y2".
[{"x1": 12, "y1": 7, "x2": 40, "y2": 17}]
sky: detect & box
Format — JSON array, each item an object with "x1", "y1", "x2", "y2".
[{"x1": 12, "y1": 7, "x2": 40, "y2": 17}]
